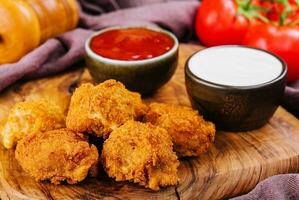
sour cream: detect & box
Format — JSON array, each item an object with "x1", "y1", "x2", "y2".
[{"x1": 188, "y1": 46, "x2": 283, "y2": 87}]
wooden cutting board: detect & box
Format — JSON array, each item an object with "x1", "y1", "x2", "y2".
[{"x1": 0, "y1": 44, "x2": 299, "y2": 200}]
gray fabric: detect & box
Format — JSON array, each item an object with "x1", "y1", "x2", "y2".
[
  {"x1": 231, "y1": 174, "x2": 299, "y2": 200},
  {"x1": 283, "y1": 82, "x2": 299, "y2": 118},
  {"x1": 0, "y1": 0, "x2": 198, "y2": 92}
]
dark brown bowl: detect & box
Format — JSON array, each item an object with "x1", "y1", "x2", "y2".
[{"x1": 185, "y1": 46, "x2": 287, "y2": 131}]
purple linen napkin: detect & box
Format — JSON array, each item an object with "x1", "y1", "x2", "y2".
[
  {"x1": 0, "y1": 0, "x2": 199, "y2": 92},
  {"x1": 283, "y1": 82, "x2": 299, "y2": 118},
  {"x1": 231, "y1": 174, "x2": 299, "y2": 200}
]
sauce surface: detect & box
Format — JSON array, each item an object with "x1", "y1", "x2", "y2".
[
  {"x1": 90, "y1": 28, "x2": 174, "y2": 61},
  {"x1": 189, "y1": 47, "x2": 283, "y2": 87}
]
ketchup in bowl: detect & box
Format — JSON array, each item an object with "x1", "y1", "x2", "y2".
[
  {"x1": 85, "y1": 26, "x2": 179, "y2": 94},
  {"x1": 90, "y1": 28, "x2": 174, "y2": 61}
]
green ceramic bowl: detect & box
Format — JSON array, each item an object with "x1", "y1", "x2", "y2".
[
  {"x1": 85, "y1": 26, "x2": 179, "y2": 95},
  {"x1": 185, "y1": 46, "x2": 287, "y2": 131}
]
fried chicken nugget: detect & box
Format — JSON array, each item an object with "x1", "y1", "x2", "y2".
[
  {"x1": 15, "y1": 129, "x2": 99, "y2": 184},
  {"x1": 102, "y1": 121, "x2": 179, "y2": 191},
  {"x1": 66, "y1": 80, "x2": 148, "y2": 139},
  {"x1": 144, "y1": 103, "x2": 216, "y2": 157},
  {"x1": 0, "y1": 100, "x2": 65, "y2": 149}
]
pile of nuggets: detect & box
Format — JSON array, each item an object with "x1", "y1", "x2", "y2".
[{"x1": 0, "y1": 79, "x2": 216, "y2": 191}]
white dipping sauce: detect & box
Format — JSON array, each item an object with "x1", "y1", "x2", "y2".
[{"x1": 188, "y1": 46, "x2": 283, "y2": 87}]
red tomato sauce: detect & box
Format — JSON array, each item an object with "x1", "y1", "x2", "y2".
[{"x1": 90, "y1": 28, "x2": 174, "y2": 61}]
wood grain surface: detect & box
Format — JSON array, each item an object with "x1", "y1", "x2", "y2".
[{"x1": 0, "y1": 44, "x2": 299, "y2": 200}]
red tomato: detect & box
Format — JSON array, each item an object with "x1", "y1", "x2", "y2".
[
  {"x1": 263, "y1": 3, "x2": 285, "y2": 21},
  {"x1": 196, "y1": 0, "x2": 299, "y2": 82},
  {"x1": 243, "y1": 23, "x2": 299, "y2": 82},
  {"x1": 195, "y1": 0, "x2": 249, "y2": 46},
  {"x1": 260, "y1": 0, "x2": 299, "y2": 23}
]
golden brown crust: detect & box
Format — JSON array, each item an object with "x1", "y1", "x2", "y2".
[
  {"x1": 144, "y1": 103, "x2": 216, "y2": 157},
  {"x1": 101, "y1": 121, "x2": 179, "y2": 191},
  {"x1": 66, "y1": 80, "x2": 148, "y2": 139},
  {"x1": 1, "y1": 99, "x2": 65, "y2": 149},
  {"x1": 15, "y1": 129, "x2": 99, "y2": 185}
]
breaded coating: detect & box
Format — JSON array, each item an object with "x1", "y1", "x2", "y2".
[
  {"x1": 15, "y1": 129, "x2": 99, "y2": 185},
  {"x1": 0, "y1": 100, "x2": 65, "y2": 149},
  {"x1": 144, "y1": 103, "x2": 216, "y2": 157},
  {"x1": 66, "y1": 80, "x2": 148, "y2": 139},
  {"x1": 102, "y1": 121, "x2": 179, "y2": 191}
]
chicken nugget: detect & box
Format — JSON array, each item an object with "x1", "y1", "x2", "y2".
[
  {"x1": 144, "y1": 103, "x2": 216, "y2": 157},
  {"x1": 15, "y1": 129, "x2": 99, "y2": 184},
  {"x1": 102, "y1": 121, "x2": 179, "y2": 191},
  {"x1": 66, "y1": 80, "x2": 148, "y2": 139},
  {"x1": 1, "y1": 99, "x2": 65, "y2": 149}
]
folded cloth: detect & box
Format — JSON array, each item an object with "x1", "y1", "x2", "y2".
[
  {"x1": 231, "y1": 174, "x2": 299, "y2": 200},
  {"x1": 284, "y1": 82, "x2": 299, "y2": 118},
  {"x1": 0, "y1": 0, "x2": 199, "y2": 92}
]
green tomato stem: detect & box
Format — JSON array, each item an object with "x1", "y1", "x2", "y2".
[
  {"x1": 275, "y1": 0, "x2": 293, "y2": 25},
  {"x1": 236, "y1": 0, "x2": 270, "y2": 23}
]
